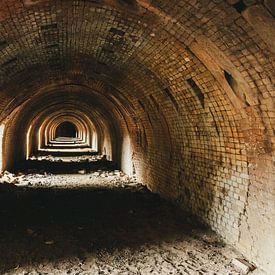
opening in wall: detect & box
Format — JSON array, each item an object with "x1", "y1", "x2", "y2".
[
  {"x1": 232, "y1": 0, "x2": 246, "y2": 13},
  {"x1": 224, "y1": 70, "x2": 234, "y2": 88},
  {"x1": 224, "y1": 70, "x2": 250, "y2": 106},
  {"x1": 118, "y1": 0, "x2": 137, "y2": 7},
  {"x1": 187, "y1": 78, "x2": 205, "y2": 108},
  {"x1": 163, "y1": 87, "x2": 179, "y2": 112}
]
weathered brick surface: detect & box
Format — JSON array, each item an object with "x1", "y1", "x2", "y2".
[{"x1": 0, "y1": 0, "x2": 274, "y2": 273}]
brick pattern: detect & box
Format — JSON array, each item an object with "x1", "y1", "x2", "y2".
[{"x1": 0, "y1": 0, "x2": 274, "y2": 272}]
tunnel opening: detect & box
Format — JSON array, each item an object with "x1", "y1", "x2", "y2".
[
  {"x1": 55, "y1": 121, "x2": 77, "y2": 138},
  {"x1": 3, "y1": 99, "x2": 121, "y2": 174}
]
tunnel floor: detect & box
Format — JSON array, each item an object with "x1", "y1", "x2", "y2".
[
  {"x1": 18, "y1": 153, "x2": 115, "y2": 174},
  {"x1": 0, "y1": 172, "x2": 246, "y2": 274}
]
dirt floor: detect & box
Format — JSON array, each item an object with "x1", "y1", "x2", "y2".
[
  {"x1": 16, "y1": 154, "x2": 116, "y2": 174},
  {"x1": 0, "y1": 171, "x2": 257, "y2": 274}
]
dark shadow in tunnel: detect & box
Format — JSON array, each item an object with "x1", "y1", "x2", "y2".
[
  {"x1": 56, "y1": 121, "x2": 77, "y2": 138},
  {"x1": 16, "y1": 158, "x2": 118, "y2": 174},
  {"x1": 0, "y1": 185, "x2": 206, "y2": 273}
]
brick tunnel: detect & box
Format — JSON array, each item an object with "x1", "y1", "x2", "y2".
[{"x1": 0, "y1": 0, "x2": 274, "y2": 274}]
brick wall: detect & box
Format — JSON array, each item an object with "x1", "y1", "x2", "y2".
[{"x1": 0, "y1": 0, "x2": 274, "y2": 272}]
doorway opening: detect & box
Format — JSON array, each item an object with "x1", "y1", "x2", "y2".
[{"x1": 56, "y1": 121, "x2": 77, "y2": 138}]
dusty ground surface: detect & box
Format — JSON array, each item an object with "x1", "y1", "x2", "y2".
[
  {"x1": 16, "y1": 155, "x2": 115, "y2": 174},
  {"x1": 0, "y1": 172, "x2": 257, "y2": 275}
]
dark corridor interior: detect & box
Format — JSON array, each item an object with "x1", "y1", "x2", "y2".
[
  {"x1": 56, "y1": 121, "x2": 77, "y2": 138},
  {"x1": 0, "y1": 0, "x2": 274, "y2": 274}
]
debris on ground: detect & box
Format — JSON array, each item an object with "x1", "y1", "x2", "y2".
[
  {"x1": 44, "y1": 240, "x2": 55, "y2": 245},
  {"x1": 0, "y1": 171, "x2": 18, "y2": 184},
  {"x1": 29, "y1": 154, "x2": 104, "y2": 163},
  {"x1": 231, "y1": 258, "x2": 256, "y2": 274},
  {"x1": 0, "y1": 170, "x2": 249, "y2": 274},
  {"x1": 78, "y1": 169, "x2": 86, "y2": 174},
  {"x1": 18, "y1": 154, "x2": 116, "y2": 174}
]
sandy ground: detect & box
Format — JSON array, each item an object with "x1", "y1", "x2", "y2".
[{"x1": 0, "y1": 172, "x2": 257, "y2": 274}]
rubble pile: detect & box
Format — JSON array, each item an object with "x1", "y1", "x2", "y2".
[
  {"x1": 30, "y1": 154, "x2": 104, "y2": 163},
  {"x1": 0, "y1": 169, "x2": 142, "y2": 191}
]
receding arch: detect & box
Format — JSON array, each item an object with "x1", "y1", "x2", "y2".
[{"x1": 55, "y1": 121, "x2": 78, "y2": 138}]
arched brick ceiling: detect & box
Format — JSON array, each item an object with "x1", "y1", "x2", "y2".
[
  {"x1": 0, "y1": 0, "x2": 271, "y2": 115},
  {"x1": 0, "y1": 0, "x2": 274, "y2": 272},
  {"x1": 0, "y1": 1, "x2": 273, "y2": 156}
]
